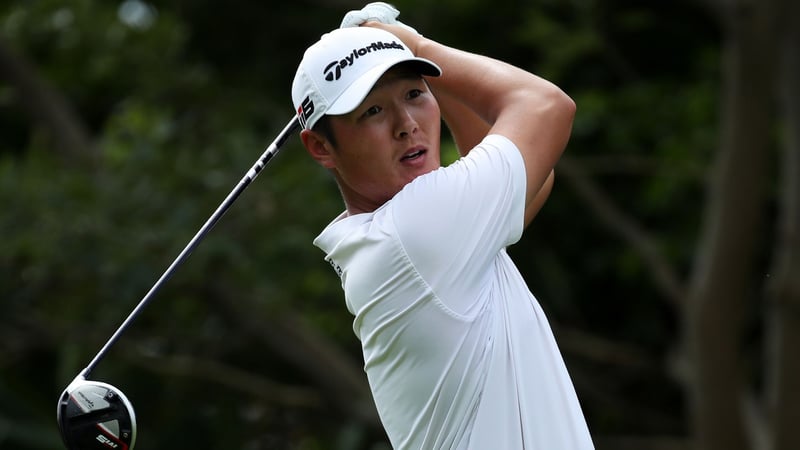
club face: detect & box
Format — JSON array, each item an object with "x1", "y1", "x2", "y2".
[{"x1": 57, "y1": 379, "x2": 137, "y2": 450}]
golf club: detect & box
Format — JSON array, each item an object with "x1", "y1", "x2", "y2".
[{"x1": 57, "y1": 115, "x2": 301, "y2": 450}]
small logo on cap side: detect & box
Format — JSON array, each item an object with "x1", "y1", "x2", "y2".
[
  {"x1": 298, "y1": 96, "x2": 315, "y2": 128},
  {"x1": 322, "y1": 40, "x2": 405, "y2": 82}
]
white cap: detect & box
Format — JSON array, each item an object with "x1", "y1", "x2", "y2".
[{"x1": 291, "y1": 27, "x2": 441, "y2": 130}]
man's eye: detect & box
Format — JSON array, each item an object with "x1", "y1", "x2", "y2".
[
  {"x1": 407, "y1": 89, "x2": 423, "y2": 99},
  {"x1": 363, "y1": 105, "x2": 381, "y2": 117}
]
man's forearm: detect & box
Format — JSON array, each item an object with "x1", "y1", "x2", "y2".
[{"x1": 433, "y1": 87, "x2": 489, "y2": 156}]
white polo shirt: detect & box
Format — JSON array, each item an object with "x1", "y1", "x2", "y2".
[{"x1": 314, "y1": 135, "x2": 594, "y2": 449}]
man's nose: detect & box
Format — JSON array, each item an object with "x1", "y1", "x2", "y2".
[{"x1": 394, "y1": 107, "x2": 419, "y2": 139}]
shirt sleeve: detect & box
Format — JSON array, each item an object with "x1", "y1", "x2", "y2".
[{"x1": 390, "y1": 134, "x2": 528, "y2": 317}]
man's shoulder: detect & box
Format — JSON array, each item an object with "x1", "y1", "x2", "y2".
[{"x1": 313, "y1": 210, "x2": 374, "y2": 254}]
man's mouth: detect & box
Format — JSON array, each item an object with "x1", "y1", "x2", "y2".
[{"x1": 401, "y1": 149, "x2": 426, "y2": 161}]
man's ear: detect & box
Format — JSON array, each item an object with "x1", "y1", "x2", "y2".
[{"x1": 300, "y1": 129, "x2": 336, "y2": 169}]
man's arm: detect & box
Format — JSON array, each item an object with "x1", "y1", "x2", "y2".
[
  {"x1": 433, "y1": 72, "x2": 556, "y2": 226},
  {"x1": 365, "y1": 22, "x2": 574, "y2": 228},
  {"x1": 433, "y1": 85, "x2": 489, "y2": 156}
]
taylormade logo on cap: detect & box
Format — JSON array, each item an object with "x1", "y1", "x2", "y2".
[
  {"x1": 291, "y1": 27, "x2": 440, "y2": 131},
  {"x1": 323, "y1": 40, "x2": 406, "y2": 81}
]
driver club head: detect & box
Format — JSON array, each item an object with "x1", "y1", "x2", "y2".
[{"x1": 57, "y1": 377, "x2": 137, "y2": 450}]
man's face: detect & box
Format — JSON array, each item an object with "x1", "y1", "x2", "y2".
[{"x1": 324, "y1": 68, "x2": 442, "y2": 214}]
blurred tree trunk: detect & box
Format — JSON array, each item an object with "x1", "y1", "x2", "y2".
[
  {"x1": 767, "y1": 1, "x2": 800, "y2": 447},
  {"x1": 0, "y1": 35, "x2": 96, "y2": 165},
  {"x1": 684, "y1": 1, "x2": 783, "y2": 450}
]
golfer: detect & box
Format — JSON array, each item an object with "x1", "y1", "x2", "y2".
[{"x1": 291, "y1": 4, "x2": 594, "y2": 449}]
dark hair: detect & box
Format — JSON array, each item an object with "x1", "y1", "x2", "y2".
[{"x1": 313, "y1": 115, "x2": 338, "y2": 148}]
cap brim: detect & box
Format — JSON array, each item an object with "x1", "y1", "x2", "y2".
[{"x1": 326, "y1": 58, "x2": 441, "y2": 116}]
